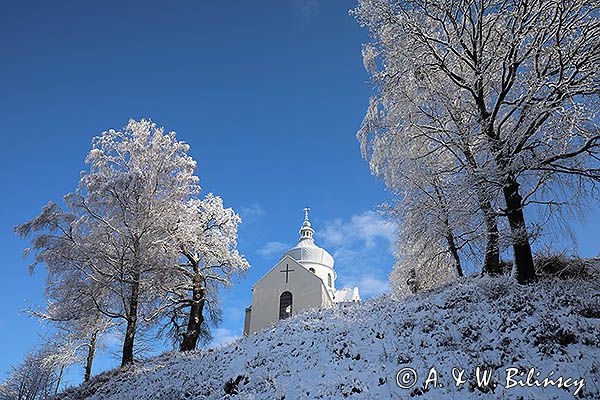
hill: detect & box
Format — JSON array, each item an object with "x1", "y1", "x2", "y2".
[{"x1": 59, "y1": 264, "x2": 600, "y2": 399}]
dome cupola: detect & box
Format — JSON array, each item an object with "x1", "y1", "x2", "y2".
[{"x1": 283, "y1": 208, "x2": 336, "y2": 289}]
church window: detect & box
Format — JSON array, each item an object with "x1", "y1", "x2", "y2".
[
  {"x1": 309, "y1": 267, "x2": 315, "y2": 273},
  {"x1": 327, "y1": 273, "x2": 332, "y2": 287},
  {"x1": 279, "y1": 291, "x2": 293, "y2": 319}
]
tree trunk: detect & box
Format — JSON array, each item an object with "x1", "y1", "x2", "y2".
[
  {"x1": 180, "y1": 280, "x2": 206, "y2": 352},
  {"x1": 434, "y1": 185, "x2": 464, "y2": 278},
  {"x1": 84, "y1": 331, "x2": 98, "y2": 382},
  {"x1": 502, "y1": 176, "x2": 536, "y2": 283},
  {"x1": 462, "y1": 143, "x2": 501, "y2": 275},
  {"x1": 445, "y1": 230, "x2": 464, "y2": 277},
  {"x1": 406, "y1": 268, "x2": 418, "y2": 293},
  {"x1": 55, "y1": 365, "x2": 64, "y2": 395},
  {"x1": 482, "y1": 122, "x2": 534, "y2": 281},
  {"x1": 121, "y1": 270, "x2": 140, "y2": 366}
]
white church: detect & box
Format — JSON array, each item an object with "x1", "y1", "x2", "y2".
[{"x1": 244, "y1": 208, "x2": 360, "y2": 335}]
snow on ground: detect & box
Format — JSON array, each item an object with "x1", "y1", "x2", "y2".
[{"x1": 59, "y1": 270, "x2": 600, "y2": 399}]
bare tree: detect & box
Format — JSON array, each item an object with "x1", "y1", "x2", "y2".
[
  {"x1": 354, "y1": 0, "x2": 599, "y2": 283},
  {"x1": 17, "y1": 119, "x2": 200, "y2": 366},
  {"x1": 16, "y1": 202, "x2": 116, "y2": 382},
  {"x1": 155, "y1": 194, "x2": 249, "y2": 352},
  {"x1": 389, "y1": 202, "x2": 463, "y2": 296},
  {"x1": 17, "y1": 119, "x2": 249, "y2": 368},
  {"x1": 36, "y1": 317, "x2": 113, "y2": 383},
  {"x1": 0, "y1": 347, "x2": 60, "y2": 400}
]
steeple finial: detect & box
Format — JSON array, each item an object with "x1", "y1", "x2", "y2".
[
  {"x1": 299, "y1": 207, "x2": 314, "y2": 242},
  {"x1": 303, "y1": 207, "x2": 310, "y2": 222}
]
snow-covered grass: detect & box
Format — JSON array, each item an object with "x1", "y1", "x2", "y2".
[{"x1": 59, "y1": 267, "x2": 600, "y2": 399}]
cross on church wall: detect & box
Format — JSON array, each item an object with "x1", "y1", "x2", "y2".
[{"x1": 280, "y1": 263, "x2": 295, "y2": 283}]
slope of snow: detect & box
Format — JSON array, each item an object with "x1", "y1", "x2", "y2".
[{"x1": 59, "y1": 272, "x2": 600, "y2": 399}]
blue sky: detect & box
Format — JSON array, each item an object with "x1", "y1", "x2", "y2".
[
  {"x1": 0, "y1": 0, "x2": 395, "y2": 384},
  {"x1": 0, "y1": 0, "x2": 597, "y2": 388}
]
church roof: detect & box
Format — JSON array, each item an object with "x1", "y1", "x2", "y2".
[{"x1": 283, "y1": 208, "x2": 334, "y2": 269}]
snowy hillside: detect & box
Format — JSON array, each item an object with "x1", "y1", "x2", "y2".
[{"x1": 59, "y1": 268, "x2": 600, "y2": 400}]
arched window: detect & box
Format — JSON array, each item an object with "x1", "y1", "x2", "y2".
[
  {"x1": 279, "y1": 291, "x2": 292, "y2": 320},
  {"x1": 327, "y1": 273, "x2": 332, "y2": 287},
  {"x1": 309, "y1": 267, "x2": 315, "y2": 273}
]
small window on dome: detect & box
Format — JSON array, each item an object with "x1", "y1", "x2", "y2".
[
  {"x1": 309, "y1": 267, "x2": 315, "y2": 273},
  {"x1": 328, "y1": 273, "x2": 332, "y2": 287}
]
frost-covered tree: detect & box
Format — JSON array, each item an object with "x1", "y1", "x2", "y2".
[
  {"x1": 0, "y1": 347, "x2": 61, "y2": 400},
  {"x1": 157, "y1": 194, "x2": 249, "y2": 351},
  {"x1": 389, "y1": 198, "x2": 462, "y2": 296},
  {"x1": 17, "y1": 119, "x2": 201, "y2": 366},
  {"x1": 74, "y1": 119, "x2": 204, "y2": 365},
  {"x1": 354, "y1": 0, "x2": 600, "y2": 283},
  {"x1": 18, "y1": 119, "x2": 248, "y2": 367},
  {"x1": 355, "y1": 5, "x2": 505, "y2": 279},
  {"x1": 36, "y1": 315, "x2": 113, "y2": 383},
  {"x1": 22, "y1": 227, "x2": 115, "y2": 382},
  {"x1": 16, "y1": 201, "x2": 114, "y2": 379},
  {"x1": 359, "y1": 81, "x2": 500, "y2": 290}
]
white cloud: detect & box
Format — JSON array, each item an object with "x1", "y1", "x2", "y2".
[
  {"x1": 357, "y1": 276, "x2": 390, "y2": 297},
  {"x1": 317, "y1": 211, "x2": 396, "y2": 299},
  {"x1": 209, "y1": 327, "x2": 240, "y2": 348},
  {"x1": 319, "y1": 210, "x2": 396, "y2": 250},
  {"x1": 257, "y1": 241, "x2": 289, "y2": 259},
  {"x1": 239, "y1": 204, "x2": 265, "y2": 223}
]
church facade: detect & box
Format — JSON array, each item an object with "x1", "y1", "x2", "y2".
[{"x1": 244, "y1": 208, "x2": 360, "y2": 336}]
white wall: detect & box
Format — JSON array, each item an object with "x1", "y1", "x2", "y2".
[
  {"x1": 299, "y1": 260, "x2": 337, "y2": 295},
  {"x1": 248, "y1": 256, "x2": 332, "y2": 334}
]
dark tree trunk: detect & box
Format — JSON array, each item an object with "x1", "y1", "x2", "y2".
[
  {"x1": 482, "y1": 121, "x2": 535, "y2": 282},
  {"x1": 434, "y1": 185, "x2": 464, "y2": 278},
  {"x1": 121, "y1": 269, "x2": 140, "y2": 367},
  {"x1": 180, "y1": 274, "x2": 206, "y2": 352},
  {"x1": 84, "y1": 331, "x2": 98, "y2": 382},
  {"x1": 502, "y1": 176, "x2": 536, "y2": 283},
  {"x1": 445, "y1": 230, "x2": 464, "y2": 277},
  {"x1": 407, "y1": 268, "x2": 418, "y2": 293},
  {"x1": 55, "y1": 365, "x2": 64, "y2": 395}
]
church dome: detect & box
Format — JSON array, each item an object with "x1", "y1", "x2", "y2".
[
  {"x1": 284, "y1": 242, "x2": 334, "y2": 268},
  {"x1": 283, "y1": 208, "x2": 334, "y2": 269}
]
